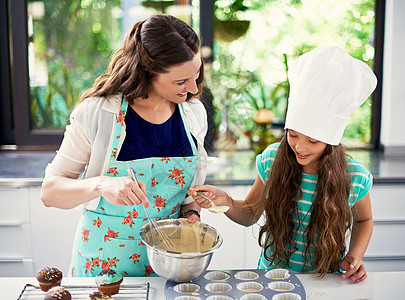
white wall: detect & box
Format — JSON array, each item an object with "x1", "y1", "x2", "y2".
[{"x1": 380, "y1": 0, "x2": 405, "y2": 155}]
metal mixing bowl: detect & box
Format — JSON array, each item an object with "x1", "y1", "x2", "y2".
[{"x1": 139, "y1": 219, "x2": 223, "y2": 282}]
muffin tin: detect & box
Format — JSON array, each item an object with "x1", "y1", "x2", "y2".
[{"x1": 164, "y1": 268, "x2": 305, "y2": 300}]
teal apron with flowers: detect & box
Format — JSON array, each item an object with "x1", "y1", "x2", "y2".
[{"x1": 69, "y1": 98, "x2": 199, "y2": 277}]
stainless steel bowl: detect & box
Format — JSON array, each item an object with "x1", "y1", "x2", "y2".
[{"x1": 139, "y1": 219, "x2": 223, "y2": 282}]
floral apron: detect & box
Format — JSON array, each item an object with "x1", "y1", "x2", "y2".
[{"x1": 69, "y1": 98, "x2": 199, "y2": 277}]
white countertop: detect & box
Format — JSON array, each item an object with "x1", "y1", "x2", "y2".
[{"x1": 1, "y1": 271, "x2": 405, "y2": 300}]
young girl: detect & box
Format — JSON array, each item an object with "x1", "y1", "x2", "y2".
[{"x1": 189, "y1": 46, "x2": 377, "y2": 282}]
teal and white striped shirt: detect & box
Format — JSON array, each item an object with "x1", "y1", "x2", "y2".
[{"x1": 256, "y1": 143, "x2": 372, "y2": 272}]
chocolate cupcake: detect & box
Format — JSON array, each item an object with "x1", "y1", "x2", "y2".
[
  {"x1": 36, "y1": 267, "x2": 63, "y2": 292},
  {"x1": 44, "y1": 286, "x2": 71, "y2": 300},
  {"x1": 95, "y1": 269, "x2": 123, "y2": 295},
  {"x1": 87, "y1": 291, "x2": 113, "y2": 300}
]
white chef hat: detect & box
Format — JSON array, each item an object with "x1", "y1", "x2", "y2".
[{"x1": 284, "y1": 46, "x2": 377, "y2": 145}]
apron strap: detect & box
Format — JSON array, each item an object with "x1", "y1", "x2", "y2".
[
  {"x1": 108, "y1": 97, "x2": 128, "y2": 161},
  {"x1": 178, "y1": 104, "x2": 198, "y2": 156}
]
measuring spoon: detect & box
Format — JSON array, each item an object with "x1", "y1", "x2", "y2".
[{"x1": 197, "y1": 192, "x2": 230, "y2": 214}]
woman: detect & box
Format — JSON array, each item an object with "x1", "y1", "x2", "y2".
[
  {"x1": 189, "y1": 46, "x2": 376, "y2": 282},
  {"x1": 41, "y1": 14, "x2": 208, "y2": 277}
]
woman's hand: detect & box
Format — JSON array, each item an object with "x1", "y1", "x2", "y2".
[
  {"x1": 340, "y1": 254, "x2": 367, "y2": 282},
  {"x1": 97, "y1": 175, "x2": 149, "y2": 207},
  {"x1": 185, "y1": 213, "x2": 200, "y2": 224},
  {"x1": 188, "y1": 185, "x2": 230, "y2": 209}
]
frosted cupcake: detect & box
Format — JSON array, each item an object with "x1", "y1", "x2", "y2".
[
  {"x1": 95, "y1": 269, "x2": 123, "y2": 295},
  {"x1": 44, "y1": 286, "x2": 71, "y2": 300},
  {"x1": 36, "y1": 266, "x2": 63, "y2": 292}
]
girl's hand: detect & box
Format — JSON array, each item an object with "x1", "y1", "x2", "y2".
[
  {"x1": 188, "y1": 185, "x2": 229, "y2": 209},
  {"x1": 340, "y1": 254, "x2": 367, "y2": 282},
  {"x1": 98, "y1": 176, "x2": 149, "y2": 207}
]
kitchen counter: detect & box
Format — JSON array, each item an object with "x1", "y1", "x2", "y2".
[
  {"x1": 0, "y1": 149, "x2": 405, "y2": 186},
  {"x1": 2, "y1": 271, "x2": 404, "y2": 299},
  {"x1": 206, "y1": 149, "x2": 405, "y2": 185}
]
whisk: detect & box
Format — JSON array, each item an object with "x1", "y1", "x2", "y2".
[{"x1": 126, "y1": 162, "x2": 178, "y2": 252}]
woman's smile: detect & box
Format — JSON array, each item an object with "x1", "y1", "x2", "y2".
[{"x1": 177, "y1": 92, "x2": 187, "y2": 97}]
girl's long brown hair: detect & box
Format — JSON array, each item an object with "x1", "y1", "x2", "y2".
[
  {"x1": 80, "y1": 14, "x2": 204, "y2": 104},
  {"x1": 258, "y1": 132, "x2": 353, "y2": 277}
]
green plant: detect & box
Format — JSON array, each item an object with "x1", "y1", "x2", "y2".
[
  {"x1": 30, "y1": 68, "x2": 67, "y2": 130},
  {"x1": 214, "y1": 0, "x2": 274, "y2": 20},
  {"x1": 213, "y1": 0, "x2": 253, "y2": 42},
  {"x1": 141, "y1": 0, "x2": 174, "y2": 13},
  {"x1": 244, "y1": 53, "x2": 290, "y2": 121},
  {"x1": 214, "y1": 0, "x2": 250, "y2": 21},
  {"x1": 29, "y1": 0, "x2": 121, "y2": 129},
  {"x1": 205, "y1": 50, "x2": 290, "y2": 152},
  {"x1": 204, "y1": 52, "x2": 255, "y2": 141},
  {"x1": 237, "y1": 76, "x2": 284, "y2": 154}
]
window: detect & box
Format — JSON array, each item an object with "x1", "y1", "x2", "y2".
[
  {"x1": 205, "y1": 0, "x2": 383, "y2": 152},
  {"x1": 0, "y1": 0, "x2": 383, "y2": 150}
]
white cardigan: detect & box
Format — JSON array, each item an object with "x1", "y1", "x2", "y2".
[{"x1": 44, "y1": 94, "x2": 208, "y2": 210}]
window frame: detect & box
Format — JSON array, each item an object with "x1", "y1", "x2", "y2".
[
  {"x1": 2, "y1": 0, "x2": 63, "y2": 149},
  {"x1": 0, "y1": 0, "x2": 384, "y2": 150}
]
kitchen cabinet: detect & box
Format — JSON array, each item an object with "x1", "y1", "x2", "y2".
[
  {"x1": 29, "y1": 187, "x2": 81, "y2": 277},
  {"x1": 365, "y1": 185, "x2": 405, "y2": 271},
  {"x1": 0, "y1": 181, "x2": 404, "y2": 277},
  {"x1": 0, "y1": 186, "x2": 34, "y2": 276},
  {"x1": 0, "y1": 185, "x2": 81, "y2": 277}
]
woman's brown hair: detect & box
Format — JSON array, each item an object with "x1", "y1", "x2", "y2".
[
  {"x1": 258, "y1": 132, "x2": 353, "y2": 277},
  {"x1": 80, "y1": 14, "x2": 204, "y2": 104}
]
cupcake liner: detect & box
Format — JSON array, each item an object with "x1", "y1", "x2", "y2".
[
  {"x1": 205, "y1": 283, "x2": 232, "y2": 293},
  {"x1": 174, "y1": 296, "x2": 201, "y2": 300},
  {"x1": 204, "y1": 271, "x2": 231, "y2": 281},
  {"x1": 38, "y1": 280, "x2": 62, "y2": 292},
  {"x1": 272, "y1": 293, "x2": 301, "y2": 300},
  {"x1": 234, "y1": 271, "x2": 260, "y2": 281},
  {"x1": 240, "y1": 294, "x2": 268, "y2": 300},
  {"x1": 236, "y1": 282, "x2": 264, "y2": 293},
  {"x1": 268, "y1": 281, "x2": 295, "y2": 292},
  {"x1": 265, "y1": 269, "x2": 290, "y2": 280},
  {"x1": 206, "y1": 295, "x2": 234, "y2": 300},
  {"x1": 97, "y1": 278, "x2": 123, "y2": 295},
  {"x1": 174, "y1": 283, "x2": 201, "y2": 293}
]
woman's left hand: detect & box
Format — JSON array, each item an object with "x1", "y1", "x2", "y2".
[
  {"x1": 186, "y1": 213, "x2": 200, "y2": 224},
  {"x1": 340, "y1": 254, "x2": 368, "y2": 282}
]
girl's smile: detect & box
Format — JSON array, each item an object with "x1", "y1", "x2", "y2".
[
  {"x1": 287, "y1": 129, "x2": 327, "y2": 174},
  {"x1": 296, "y1": 151, "x2": 310, "y2": 159}
]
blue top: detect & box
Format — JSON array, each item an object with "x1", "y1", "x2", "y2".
[
  {"x1": 117, "y1": 105, "x2": 197, "y2": 161},
  {"x1": 256, "y1": 142, "x2": 373, "y2": 272}
]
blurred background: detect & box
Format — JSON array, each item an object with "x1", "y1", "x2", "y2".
[{"x1": 0, "y1": 0, "x2": 388, "y2": 153}]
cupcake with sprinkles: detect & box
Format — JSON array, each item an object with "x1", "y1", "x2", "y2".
[
  {"x1": 95, "y1": 269, "x2": 123, "y2": 295},
  {"x1": 36, "y1": 266, "x2": 63, "y2": 292},
  {"x1": 44, "y1": 286, "x2": 71, "y2": 300}
]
